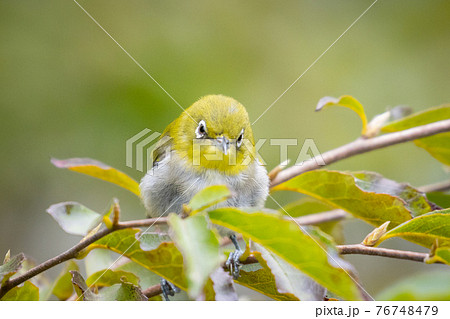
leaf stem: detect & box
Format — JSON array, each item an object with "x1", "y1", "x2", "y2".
[{"x1": 270, "y1": 119, "x2": 450, "y2": 187}]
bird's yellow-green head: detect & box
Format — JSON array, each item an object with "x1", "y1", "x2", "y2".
[{"x1": 167, "y1": 95, "x2": 257, "y2": 175}]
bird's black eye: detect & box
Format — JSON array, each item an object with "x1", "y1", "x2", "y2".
[
  {"x1": 195, "y1": 120, "x2": 207, "y2": 138},
  {"x1": 236, "y1": 129, "x2": 244, "y2": 148}
]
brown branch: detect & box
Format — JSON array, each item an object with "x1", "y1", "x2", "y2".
[
  {"x1": 270, "y1": 119, "x2": 450, "y2": 187},
  {"x1": 419, "y1": 180, "x2": 450, "y2": 193},
  {"x1": 143, "y1": 284, "x2": 163, "y2": 299},
  {"x1": 142, "y1": 244, "x2": 437, "y2": 299},
  {"x1": 3, "y1": 120, "x2": 448, "y2": 299},
  {"x1": 337, "y1": 244, "x2": 432, "y2": 262},
  {"x1": 0, "y1": 217, "x2": 164, "y2": 299},
  {"x1": 294, "y1": 209, "x2": 348, "y2": 225}
]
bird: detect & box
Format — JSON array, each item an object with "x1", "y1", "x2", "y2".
[{"x1": 140, "y1": 95, "x2": 269, "y2": 299}]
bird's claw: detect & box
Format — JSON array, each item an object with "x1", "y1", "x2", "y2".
[
  {"x1": 226, "y1": 234, "x2": 244, "y2": 279},
  {"x1": 226, "y1": 249, "x2": 243, "y2": 279},
  {"x1": 161, "y1": 278, "x2": 180, "y2": 301}
]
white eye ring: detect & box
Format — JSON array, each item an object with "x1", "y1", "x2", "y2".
[
  {"x1": 236, "y1": 128, "x2": 244, "y2": 148},
  {"x1": 195, "y1": 120, "x2": 207, "y2": 138}
]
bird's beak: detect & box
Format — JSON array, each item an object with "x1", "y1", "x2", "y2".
[{"x1": 216, "y1": 136, "x2": 230, "y2": 155}]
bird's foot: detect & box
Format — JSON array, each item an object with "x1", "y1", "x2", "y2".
[
  {"x1": 225, "y1": 234, "x2": 243, "y2": 279},
  {"x1": 160, "y1": 278, "x2": 180, "y2": 301}
]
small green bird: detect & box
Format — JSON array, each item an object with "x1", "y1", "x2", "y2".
[
  {"x1": 140, "y1": 94, "x2": 269, "y2": 216},
  {"x1": 140, "y1": 95, "x2": 269, "y2": 297}
]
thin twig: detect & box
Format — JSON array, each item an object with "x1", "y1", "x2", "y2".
[
  {"x1": 2, "y1": 120, "x2": 448, "y2": 299},
  {"x1": 0, "y1": 217, "x2": 163, "y2": 299},
  {"x1": 419, "y1": 180, "x2": 450, "y2": 193},
  {"x1": 294, "y1": 209, "x2": 348, "y2": 225},
  {"x1": 270, "y1": 119, "x2": 450, "y2": 187},
  {"x1": 142, "y1": 243, "x2": 437, "y2": 300},
  {"x1": 337, "y1": 244, "x2": 432, "y2": 262}
]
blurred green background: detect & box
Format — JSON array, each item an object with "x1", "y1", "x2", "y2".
[{"x1": 1, "y1": 0, "x2": 449, "y2": 299}]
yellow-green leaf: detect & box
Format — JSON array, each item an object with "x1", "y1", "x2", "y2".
[
  {"x1": 255, "y1": 243, "x2": 325, "y2": 300},
  {"x1": 236, "y1": 256, "x2": 299, "y2": 301},
  {"x1": 51, "y1": 158, "x2": 140, "y2": 197},
  {"x1": 52, "y1": 260, "x2": 79, "y2": 300},
  {"x1": 381, "y1": 105, "x2": 450, "y2": 166},
  {"x1": 426, "y1": 246, "x2": 450, "y2": 266},
  {"x1": 189, "y1": 185, "x2": 231, "y2": 213},
  {"x1": 83, "y1": 228, "x2": 186, "y2": 290},
  {"x1": 0, "y1": 281, "x2": 39, "y2": 301},
  {"x1": 70, "y1": 270, "x2": 147, "y2": 301},
  {"x1": 272, "y1": 170, "x2": 421, "y2": 228},
  {"x1": 207, "y1": 208, "x2": 362, "y2": 300},
  {"x1": 316, "y1": 95, "x2": 368, "y2": 136},
  {"x1": 382, "y1": 104, "x2": 450, "y2": 132},
  {"x1": 86, "y1": 269, "x2": 139, "y2": 287},
  {"x1": 378, "y1": 209, "x2": 450, "y2": 247},
  {"x1": 414, "y1": 133, "x2": 450, "y2": 166}
]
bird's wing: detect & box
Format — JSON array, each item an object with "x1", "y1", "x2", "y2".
[{"x1": 151, "y1": 123, "x2": 174, "y2": 166}]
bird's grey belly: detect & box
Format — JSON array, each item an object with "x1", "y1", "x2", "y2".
[{"x1": 140, "y1": 155, "x2": 269, "y2": 218}]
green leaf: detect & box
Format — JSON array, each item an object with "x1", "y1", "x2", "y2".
[
  {"x1": 51, "y1": 158, "x2": 140, "y2": 197},
  {"x1": 0, "y1": 253, "x2": 25, "y2": 285},
  {"x1": 52, "y1": 260, "x2": 79, "y2": 300},
  {"x1": 0, "y1": 281, "x2": 39, "y2": 301},
  {"x1": 83, "y1": 228, "x2": 186, "y2": 290},
  {"x1": 316, "y1": 95, "x2": 368, "y2": 136},
  {"x1": 237, "y1": 259, "x2": 299, "y2": 301},
  {"x1": 70, "y1": 270, "x2": 147, "y2": 301},
  {"x1": 382, "y1": 104, "x2": 450, "y2": 132},
  {"x1": 13, "y1": 258, "x2": 52, "y2": 301},
  {"x1": 86, "y1": 269, "x2": 139, "y2": 287},
  {"x1": 168, "y1": 213, "x2": 223, "y2": 298},
  {"x1": 272, "y1": 170, "x2": 421, "y2": 228},
  {"x1": 255, "y1": 244, "x2": 325, "y2": 300},
  {"x1": 426, "y1": 192, "x2": 450, "y2": 209},
  {"x1": 376, "y1": 270, "x2": 450, "y2": 301},
  {"x1": 47, "y1": 202, "x2": 104, "y2": 236},
  {"x1": 189, "y1": 185, "x2": 231, "y2": 213},
  {"x1": 414, "y1": 133, "x2": 450, "y2": 166},
  {"x1": 101, "y1": 282, "x2": 148, "y2": 301},
  {"x1": 84, "y1": 249, "x2": 116, "y2": 277},
  {"x1": 139, "y1": 232, "x2": 172, "y2": 251},
  {"x1": 352, "y1": 171, "x2": 432, "y2": 217},
  {"x1": 117, "y1": 261, "x2": 161, "y2": 289},
  {"x1": 426, "y1": 246, "x2": 450, "y2": 265},
  {"x1": 381, "y1": 105, "x2": 450, "y2": 166},
  {"x1": 207, "y1": 208, "x2": 362, "y2": 300},
  {"x1": 379, "y1": 209, "x2": 450, "y2": 247}
]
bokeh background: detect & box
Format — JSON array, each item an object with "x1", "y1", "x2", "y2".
[{"x1": 1, "y1": 0, "x2": 449, "y2": 299}]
